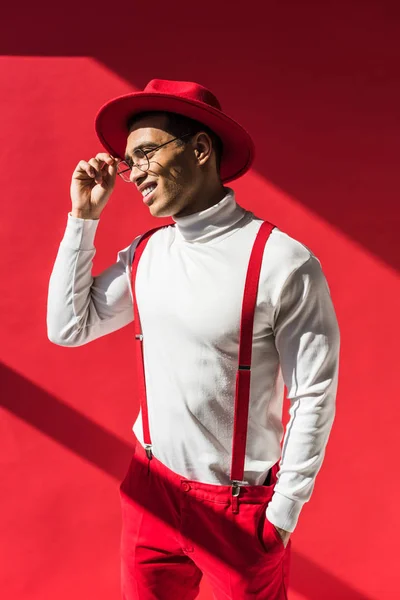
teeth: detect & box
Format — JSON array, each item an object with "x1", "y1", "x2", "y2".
[{"x1": 142, "y1": 185, "x2": 156, "y2": 197}]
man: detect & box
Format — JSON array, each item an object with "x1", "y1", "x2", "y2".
[{"x1": 47, "y1": 79, "x2": 340, "y2": 599}]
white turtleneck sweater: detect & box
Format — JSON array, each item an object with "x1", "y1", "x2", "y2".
[{"x1": 47, "y1": 188, "x2": 340, "y2": 533}]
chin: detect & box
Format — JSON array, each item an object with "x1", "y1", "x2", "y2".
[
  {"x1": 148, "y1": 202, "x2": 172, "y2": 219},
  {"x1": 149, "y1": 195, "x2": 181, "y2": 218}
]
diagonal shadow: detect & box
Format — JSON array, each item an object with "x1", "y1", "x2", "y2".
[
  {"x1": 1, "y1": 363, "x2": 374, "y2": 600},
  {"x1": 0, "y1": 362, "x2": 133, "y2": 481},
  {"x1": 1, "y1": 1, "x2": 400, "y2": 271}
]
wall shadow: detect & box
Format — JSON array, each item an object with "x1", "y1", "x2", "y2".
[
  {"x1": 1, "y1": 363, "x2": 374, "y2": 600},
  {"x1": 0, "y1": 362, "x2": 133, "y2": 481},
  {"x1": 1, "y1": 0, "x2": 400, "y2": 271}
]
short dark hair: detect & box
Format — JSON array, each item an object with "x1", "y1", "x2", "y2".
[{"x1": 126, "y1": 110, "x2": 223, "y2": 175}]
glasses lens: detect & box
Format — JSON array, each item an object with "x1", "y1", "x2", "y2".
[
  {"x1": 117, "y1": 161, "x2": 132, "y2": 182},
  {"x1": 132, "y1": 149, "x2": 149, "y2": 171}
]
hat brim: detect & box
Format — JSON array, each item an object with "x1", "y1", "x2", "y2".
[{"x1": 95, "y1": 92, "x2": 255, "y2": 183}]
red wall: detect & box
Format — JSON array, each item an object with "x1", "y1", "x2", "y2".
[{"x1": 1, "y1": 2, "x2": 399, "y2": 598}]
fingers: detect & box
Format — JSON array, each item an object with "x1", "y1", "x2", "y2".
[
  {"x1": 75, "y1": 154, "x2": 121, "y2": 183},
  {"x1": 94, "y1": 153, "x2": 121, "y2": 180},
  {"x1": 88, "y1": 158, "x2": 106, "y2": 184}
]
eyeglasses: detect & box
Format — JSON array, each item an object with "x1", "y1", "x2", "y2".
[{"x1": 117, "y1": 133, "x2": 193, "y2": 182}]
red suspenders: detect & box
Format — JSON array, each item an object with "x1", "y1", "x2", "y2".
[
  {"x1": 131, "y1": 221, "x2": 275, "y2": 514},
  {"x1": 131, "y1": 225, "x2": 168, "y2": 460}
]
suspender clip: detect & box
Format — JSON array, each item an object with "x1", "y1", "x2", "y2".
[
  {"x1": 231, "y1": 480, "x2": 246, "y2": 514},
  {"x1": 231, "y1": 480, "x2": 246, "y2": 496}
]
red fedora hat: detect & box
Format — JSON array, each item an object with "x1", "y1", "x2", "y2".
[{"x1": 95, "y1": 79, "x2": 255, "y2": 183}]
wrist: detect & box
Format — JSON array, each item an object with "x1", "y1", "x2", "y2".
[{"x1": 70, "y1": 209, "x2": 100, "y2": 220}]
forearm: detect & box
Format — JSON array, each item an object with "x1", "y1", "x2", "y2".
[
  {"x1": 47, "y1": 213, "x2": 135, "y2": 346},
  {"x1": 266, "y1": 254, "x2": 341, "y2": 532},
  {"x1": 266, "y1": 365, "x2": 339, "y2": 531}
]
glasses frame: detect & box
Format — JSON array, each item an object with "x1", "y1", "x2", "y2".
[{"x1": 117, "y1": 132, "x2": 194, "y2": 182}]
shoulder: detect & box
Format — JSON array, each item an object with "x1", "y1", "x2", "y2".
[
  {"x1": 252, "y1": 221, "x2": 325, "y2": 306},
  {"x1": 267, "y1": 226, "x2": 314, "y2": 266},
  {"x1": 117, "y1": 224, "x2": 174, "y2": 267},
  {"x1": 262, "y1": 224, "x2": 318, "y2": 280}
]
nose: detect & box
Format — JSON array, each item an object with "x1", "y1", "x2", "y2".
[{"x1": 129, "y1": 165, "x2": 147, "y2": 185}]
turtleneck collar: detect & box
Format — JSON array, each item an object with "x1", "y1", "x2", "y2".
[{"x1": 172, "y1": 187, "x2": 250, "y2": 243}]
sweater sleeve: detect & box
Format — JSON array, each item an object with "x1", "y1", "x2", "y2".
[
  {"x1": 265, "y1": 254, "x2": 341, "y2": 532},
  {"x1": 47, "y1": 213, "x2": 140, "y2": 347}
]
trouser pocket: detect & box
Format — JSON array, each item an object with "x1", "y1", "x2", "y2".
[{"x1": 255, "y1": 502, "x2": 285, "y2": 554}]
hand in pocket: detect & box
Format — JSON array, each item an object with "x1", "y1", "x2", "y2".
[{"x1": 261, "y1": 514, "x2": 286, "y2": 552}]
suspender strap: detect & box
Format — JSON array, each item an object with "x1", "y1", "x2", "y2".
[
  {"x1": 230, "y1": 221, "x2": 275, "y2": 489},
  {"x1": 131, "y1": 226, "x2": 167, "y2": 457}
]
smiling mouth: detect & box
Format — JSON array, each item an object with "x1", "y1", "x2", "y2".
[{"x1": 141, "y1": 183, "x2": 157, "y2": 204}]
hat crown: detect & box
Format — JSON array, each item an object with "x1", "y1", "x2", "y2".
[{"x1": 144, "y1": 79, "x2": 222, "y2": 111}]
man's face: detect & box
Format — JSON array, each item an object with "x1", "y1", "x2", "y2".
[{"x1": 124, "y1": 114, "x2": 200, "y2": 218}]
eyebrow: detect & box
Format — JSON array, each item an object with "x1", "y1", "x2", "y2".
[{"x1": 124, "y1": 141, "x2": 158, "y2": 162}]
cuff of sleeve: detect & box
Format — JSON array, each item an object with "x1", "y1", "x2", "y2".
[
  {"x1": 60, "y1": 213, "x2": 101, "y2": 251},
  {"x1": 265, "y1": 491, "x2": 304, "y2": 533}
]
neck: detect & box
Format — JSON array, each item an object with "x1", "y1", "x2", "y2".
[{"x1": 172, "y1": 187, "x2": 250, "y2": 244}]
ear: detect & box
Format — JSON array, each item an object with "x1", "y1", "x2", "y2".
[{"x1": 192, "y1": 132, "x2": 213, "y2": 166}]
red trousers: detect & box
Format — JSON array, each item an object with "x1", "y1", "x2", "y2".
[{"x1": 119, "y1": 441, "x2": 291, "y2": 599}]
